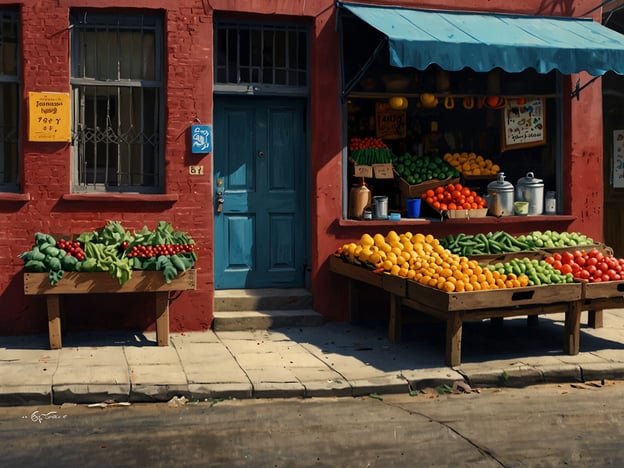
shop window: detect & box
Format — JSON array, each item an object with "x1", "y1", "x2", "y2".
[
  {"x1": 340, "y1": 13, "x2": 560, "y2": 220},
  {"x1": 70, "y1": 13, "x2": 163, "y2": 193},
  {"x1": 0, "y1": 10, "x2": 19, "y2": 192},
  {"x1": 214, "y1": 21, "x2": 308, "y2": 95}
]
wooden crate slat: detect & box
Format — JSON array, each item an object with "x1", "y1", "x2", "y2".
[
  {"x1": 24, "y1": 269, "x2": 196, "y2": 295},
  {"x1": 582, "y1": 280, "x2": 624, "y2": 300},
  {"x1": 407, "y1": 280, "x2": 581, "y2": 311},
  {"x1": 382, "y1": 273, "x2": 406, "y2": 297},
  {"x1": 329, "y1": 255, "x2": 382, "y2": 288}
]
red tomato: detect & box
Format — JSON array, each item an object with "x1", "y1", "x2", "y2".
[
  {"x1": 573, "y1": 250, "x2": 583, "y2": 258},
  {"x1": 598, "y1": 262, "x2": 609, "y2": 273},
  {"x1": 587, "y1": 265, "x2": 598, "y2": 275},
  {"x1": 553, "y1": 253, "x2": 562, "y2": 261},
  {"x1": 579, "y1": 270, "x2": 591, "y2": 280},
  {"x1": 587, "y1": 257, "x2": 598, "y2": 266},
  {"x1": 560, "y1": 264, "x2": 573, "y2": 275},
  {"x1": 552, "y1": 260, "x2": 563, "y2": 270},
  {"x1": 602, "y1": 273, "x2": 611, "y2": 282},
  {"x1": 544, "y1": 256, "x2": 555, "y2": 264},
  {"x1": 562, "y1": 251, "x2": 574, "y2": 265},
  {"x1": 575, "y1": 256, "x2": 586, "y2": 267}
]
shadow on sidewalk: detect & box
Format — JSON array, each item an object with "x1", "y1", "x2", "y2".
[{"x1": 0, "y1": 331, "x2": 156, "y2": 350}]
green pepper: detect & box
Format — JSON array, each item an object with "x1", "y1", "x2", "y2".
[
  {"x1": 24, "y1": 259, "x2": 46, "y2": 272},
  {"x1": 44, "y1": 256, "x2": 62, "y2": 271},
  {"x1": 79, "y1": 258, "x2": 98, "y2": 272},
  {"x1": 61, "y1": 255, "x2": 78, "y2": 271}
]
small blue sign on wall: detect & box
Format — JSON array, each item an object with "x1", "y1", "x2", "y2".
[{"x1": 191, "y1": 124, "x2": 212, "y2": 153}]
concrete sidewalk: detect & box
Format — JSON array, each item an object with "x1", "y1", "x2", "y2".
[{"x1": 2, "y1": 309, "x2": 624, "y2": 406}]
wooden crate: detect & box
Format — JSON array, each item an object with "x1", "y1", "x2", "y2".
[
  {"x1": 581, "y1": 279, "x2": 624, "y2": 300},
  {"x1": 395, "y1": 171, "x2": 459, "y2": 199},
  {"x1": 24, "y1": 269, "x2": 196, "y2": 295},
  {"x1": 406, "y1": 279, "x2": 582, "y2": 311}
]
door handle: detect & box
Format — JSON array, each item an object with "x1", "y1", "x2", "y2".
[{"x1": 216, "y1": 190, "x2": 225, "y2": 213}]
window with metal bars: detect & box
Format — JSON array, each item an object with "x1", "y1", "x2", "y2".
[
  {"x1": 70, "y1": 12, "x2": 163, "y2": 192},
  {"x1": 0, "y1": 10, "x2": 19, "y2": 191},
  {"x1": 215, "y1": 21, "x2": 308, "y2": 95}
]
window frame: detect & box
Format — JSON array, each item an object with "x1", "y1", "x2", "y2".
[
  {"x1": 69, "y1": 11, "x2": 164, "y2": 194},
  {"x1": 214, "y1": 19, "x2": 309, "y2": 97},
  {"x1": 0, "y1": 9, "x2": 20, "y2": 193}
]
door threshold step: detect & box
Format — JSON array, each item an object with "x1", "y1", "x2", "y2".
[
  {"x1": 214, "y1": 288, "x2": 313, "y2": 312},
  {"x1": 212, "y1": 309, "x2": 323, "y2": 331}
]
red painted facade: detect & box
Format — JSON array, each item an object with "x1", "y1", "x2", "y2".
[{"x1": 0, "y1": 0, "x2": 607, "y2": 335}]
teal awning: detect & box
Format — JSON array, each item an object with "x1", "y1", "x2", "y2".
[{"x1": 339, "y1": 2, "x2": 624, "y2": 76}]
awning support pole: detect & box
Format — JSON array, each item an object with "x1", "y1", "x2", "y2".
[
  {"x1": 341, "y1": 36, "x2": 388, "y2": 101},
  {"x1": 571, "y1": 76, "x2": 600, "y2": 100}
]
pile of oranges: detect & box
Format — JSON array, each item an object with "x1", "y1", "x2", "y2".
[
  {"x1": 340, "y1": 230, "x2": 529, "y2": 293},
  {"x1": 443, "y1": 152, "x2": 500, "y2": 176},
  {"x1": 421, "y1": 183, "x2": 487, "y2": 212}
]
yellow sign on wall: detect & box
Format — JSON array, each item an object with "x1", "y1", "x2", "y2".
[{"x1": 28, "y1": 92, "x2": 71, "y2": 142}]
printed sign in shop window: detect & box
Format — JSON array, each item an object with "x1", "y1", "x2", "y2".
[
  {"x1": 28, "y1": 92, "x2": 71, "y2": 142},
  {"x1": 501, "y1": 98, "x2": 546, "y2": 151},
  {"x1": 613, "y1": 130, "x2": 624, "y2": 188},
  {"x1": 375, "y1": 102, "x2": 406, "y2": 140}
]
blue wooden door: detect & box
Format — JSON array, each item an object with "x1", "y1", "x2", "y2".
[{"x1": 214, "y1": 96, "x2": 307, "y2": 289}]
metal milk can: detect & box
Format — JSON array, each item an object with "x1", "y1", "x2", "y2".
[
  {"x1": 486, "y1": 172, "x2": 514, "y2": 217},
  {"x1": 515, "y1": 172, "x2": 544, "y2": 215}
]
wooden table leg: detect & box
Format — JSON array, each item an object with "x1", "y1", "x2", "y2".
[
  {"x1": 446, "y1": 310, "x2": 463, "y2": 367},
  {"x1": 587, "y1": 310, "x2": 604, "y2": 329},
  {"x1": 155, "y1": 292, "x2": 170, "y2": 346},
  {"x1": 564, "y1": 300, "x2": 581, "y2": 355},
  {"x1": 47, "y1": 294, "x2": 62, "y2": 350},
  {"x1": 388, "y1": 294, "x2": 402, "y2": 343}
]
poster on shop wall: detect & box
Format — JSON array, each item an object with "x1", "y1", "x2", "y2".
[
  {"x1": 613, "y1": 130, "x2": 624, "y2": 188},
  {"x1": 28, "y1": 92, "x2": 71, "y2": 142}
]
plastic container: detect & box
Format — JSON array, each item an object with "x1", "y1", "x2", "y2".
[{"x1": 406, "y1": 198, "x2": 422, "y2": 218}]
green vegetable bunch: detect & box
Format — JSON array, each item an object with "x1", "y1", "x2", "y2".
[
  {"x1": 485, "y1": 258, "x2": 575, "y2": 286},
  {"x1": 393, "y1": 152, "x2": 459, "y2": 185},
  {"x1": 515, "y1": 231, "x2": 594, "y2": 249},
  {"x1": 440, "y1": 230, "x2": 595, "y2": 257},
  {"x1": 19, "y1": 232, "x2": 67, "y2": 285},
  {"x1": 123, "y1": 221, "x2": 197, "y2": 283}
]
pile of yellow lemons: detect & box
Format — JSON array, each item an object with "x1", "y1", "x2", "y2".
[
  {"x1": 443, "y1": 152, "x2": 500, "y2": 176},
  {"x1": 340, "y1": 230, "x2": 529, "y2": 293}
]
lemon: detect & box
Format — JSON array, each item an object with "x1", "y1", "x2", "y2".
[{"x1": 360, "y1": 233, "x2": 374, "y2": 247}]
